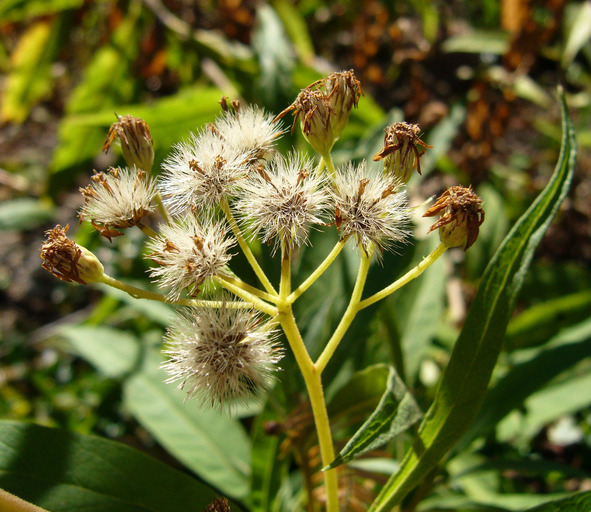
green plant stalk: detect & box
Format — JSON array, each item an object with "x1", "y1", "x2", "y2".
[
  {"x1": 220, "y1": 198, "x2": 278, "y2": 296},
  {"x1": 277, "y1": 242, "x2": 339, "y2": 512},
  {"x1": 154, "y1": 191, "x2": 171, "y2": 225},
  {"x1": 321, "y1": 152, "x2": 337, "y2": 181},
  {"x1": 213, "y1": 276, "x2": 278, "y2": 316},
  {"x1": 221, "y1": 274, "x2": 278, "y2": 303},
  {"x1": 287, "y1": 240, "x2": 345, "y2": 304},
  {"x1": 99, "y1": 274, "x2": 255, "y2": 309},
  {"x1": 358, "y1": 243, "x2": 447, "y2": 311},
  {"x1": 315, "y1": 247, "x2": 373, "y2": 374},
  {"x1": 137, "y1": 222, "x2": 158, "y2": 238}
]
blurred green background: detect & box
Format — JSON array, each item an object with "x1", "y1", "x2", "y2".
[{"x1": 1, "y1": 0, "x2": 590, "y2": 508}]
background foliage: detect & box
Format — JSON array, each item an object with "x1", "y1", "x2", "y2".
[{"x1": 1, "y1": 0, "x2": 590, "y2": 510}]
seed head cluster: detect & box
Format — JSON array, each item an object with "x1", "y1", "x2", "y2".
[
  {"x1": 79, "y1": 166, "x2": 157, "y2": 240},
  {"x1": 162, "y1": 301, "x2": 283, "y2": 408},
  {"x1": 236, "y1": 153, "x2": 329, "y2": 252},
  {"x1": 147, "y1": 215, "x2": 234, "y2": 299},
  {"x1": 333, "y1": 162, "x2": 410, "y2": 255}
]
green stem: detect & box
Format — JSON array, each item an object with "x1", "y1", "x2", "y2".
[
  {"x1": 315, "y1": 157, "x2": 326, "y2": 175},
  {"x1": 315, "y1": 247, "x2": 373, "y2": 374},
  {"x1": 321, "y1": 152, "x2": 337, "y2": 182},
  {"x1": 99, "y1": 274, "x2": 251, "y2": 308},
  {"x1": 220, "y1": 198, "x2": 278, "y2": 296},
  {"x1": 357, "y1": 243, "x2": 447, "y2": 311},
  {"x1": 154, "y1": 192, "x2": 171, "y2": 225},
  {"x1": 279, "y1": 310, "x2": 339, "y2": 512},
  {"x1": 222, "y1": 274, "x2": 278, "y2": 303},
  {"x1": 288, "y1": 240, "x2": 345, "y2": 304},
  {"x1": 137, "y1": 222, "x2": 158, "y2": 238},
  {"x1": 280, "y1": 241, "x2": 291, "y2": 303},
  {"x1": 214, "y1": 276, "x2": 278, "y2": 317}
]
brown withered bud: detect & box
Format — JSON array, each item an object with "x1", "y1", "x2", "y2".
[
  {"x1": 373, "y1": 122, "x2": 432, "y2": 184},
  {"x1": 41, "y1": 225, "x2": 104, "y2": 284},
  {"x1": 324, "y1": 69, "x2": 364, "y2": 138},
  {"x1": 205, "y1": 497, "x2": 231, "y2": 512},
  {"x1": 273, "y1": 88, "x2": 334, "y2": 155},
  {"x1": 423, "y1": 186, "x2": 485, "y2": 250},
  {"x1": 103, "y1": 114, "x2": 154, "y2": 172}
]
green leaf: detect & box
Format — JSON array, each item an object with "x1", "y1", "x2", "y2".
[
  {"x1": 326, "y1": 366, "x2": 422, "y2": 470},
  {"x1": 505, "y1": 289, "x2": 591, "y2": 351},
  {"x1": 369, "y1": 88, "x2": 577, "y2": 511},
  {"x1": 123, "y1": 347, "x2": 251, "y2": 500},
  {"x1": 523, "y1": 491, "x2": 591, "y2": 512},
  {"x1": 0, "y1": 0, "x2": 82, "y2": 22},
  {"x1": 562, "y1": 2, "x2": 591, "y2": 68},
  {"x1": 57, "y1": 325, "x2": 140, "y2": 378},
  {"x1": 442, "y1": 30, "x2": 510, "y2": 54},
  {"x1": 0, "y1": 419, "x2": 226, "y2": 511},
  {"x1": 51, "y1": 86, "x2": 223, "y2": 176},
  {"x1": 1, "y1": 20, "x2": 58, "y2": 123},
  {"x1": 0, "y1": 198, "x2": 55, "y2": 231},
  {"x1": 460, "y1": 317, "x2": 591, "y2": 448},
  {"x1": 327, "y1": 364, "x2": 390, "y2": 421}
]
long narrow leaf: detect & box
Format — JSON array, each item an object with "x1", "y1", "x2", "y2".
[{"x1": 370, "y1": 88, "x2": 577, "y2": 511}]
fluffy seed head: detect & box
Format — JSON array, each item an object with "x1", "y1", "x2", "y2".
[
  {"x1": 423, "y1": 185, "x2": 484, "y2": 250},
  {"x1": 103, "y1": 114, "x2": 154, "y2": 172},
  {"x1": 236, "y1": 153, "x2": 329, "y2": 252},
  {"x1": 79, "y1": 167, "x2": 157, "y2": 240},
  {"x1": 41, "y1": 225, "x2": 104, "y2": 284},
  {"x1": 159, "y1": 128, "x2": 252, "y2": 215},
  {"x1": 373, "y1": 122, "x2": 432, "y2": 183},
  {"x1": 147, "y1": 216, "x2": 234, "y2": 299},
  {"x1": 215, "y1": 103, "x2": 284, "y2": 162},
  {"x1": 333, "y1": 162, "x2": 410, "y2": 255},
  {"x1": 162, "y1": 300, "x2": 283, "y2": 408}
]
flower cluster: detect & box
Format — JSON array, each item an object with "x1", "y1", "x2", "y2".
[{"x1": 41, "y1": 68, "x2": 484, "y2": 415}]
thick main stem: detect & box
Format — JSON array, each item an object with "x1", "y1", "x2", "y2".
[
  {"x1": 278, "y1": 241, "x2": 339, "y2": 512},
  {"x1": 279, "y1": 311, "x2": 339, "y2": 512},
  {"x1": 220, "y1": 198, "x2": 278, "y2": 296}
]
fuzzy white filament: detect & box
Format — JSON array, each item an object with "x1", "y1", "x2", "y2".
[
  {"x1": 215, "y1": 105, "x2": 284, "y2": 161},
  {"x1": 159, "y1": 129, "x2": 252, "y2": 215},
  {"x1": 162, "y1": 301, "x2": 283, "y2": 407},
  {"x1": 79, "y1": 166, "x2": 157, "y2": 230},
  {"x1": 146, "y1": 215, "x2": 234, "y2": 299},
  {"x1": 333, "y1": 162, "x2": 411, "y2": 255},
  {"x1": 236, "y1": 153, "x2": 330, "y2": 252}
]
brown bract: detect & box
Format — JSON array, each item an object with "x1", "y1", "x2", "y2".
[
  {"x1": 40, "y1": 225, "x2": 104, "y2": 284},
  {"x1": 423, "y1": 185, "x2": 485, "y2": 250},
  {"x1": 373, "y1": 122, "x2": 432, "y2": 175},
  {"x1": 102, "y1": 114, "x2": 154, "y2": 171},
  {"x1": 205, "y1": 497, "x2": 231, "y2": 512}
]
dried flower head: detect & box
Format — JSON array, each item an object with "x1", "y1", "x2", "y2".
[
  {"x1": 423, "y1": 185, "x2": 485, "y2": 250},
  {"x1": 161, "y1": 299, "x2": 283, "y2": 407},
  {"x1": 41, "y1": 225, "x2": 104, "y2": 284},
  {"x1": 274, "y1": 88, "x2": 334, "y2": 155},
  {"x1": 333, "y1": 162, "x2": 410, "y2": 255},
  {"x1": 159, "y1": 129, "x2": 251, "y2": 215},
  {"x1": 147, "y1": 215, "x2": 234, "y2": 299},
  {"x1": 236, "y1": 153, "x2": 329, "y2": 252},
  {"x1": 373, "y1": 122, "x2": 432, "y2": 183},
  {"x1": 79, "y1": 167, "x2": 157, "y2": 240},
  {"x1": 103, "y1": 114, "x2": 154, "y2": 172},
  {"x1": 323, "y1": 69, "x2": 363, "y2": 138},
  {"x1": 205, "y1": 497, "x2": 231, "y2": 512},
  {"x1": 215, "y1": 103, "x2": 284, "y2": 162}
]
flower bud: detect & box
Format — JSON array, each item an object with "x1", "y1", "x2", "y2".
[
  {"x1": 274, "y1": 88, "x2": 335, "y2": 155},
  {"x1": 324, "y1": 69, "x2": 363, "y2": 138},
  {"x1": 41, "y1": 225, "x2": 104, "y2": 284},
  {"x1": 423, "y1": 186, "x2": 485, "y2": 250},
  {"x1": 373, "y1": 122, "x2": 432, "y2": 184},
  {"x1": 103, "y1": 115, "x2": 154, "y2": 172}
]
